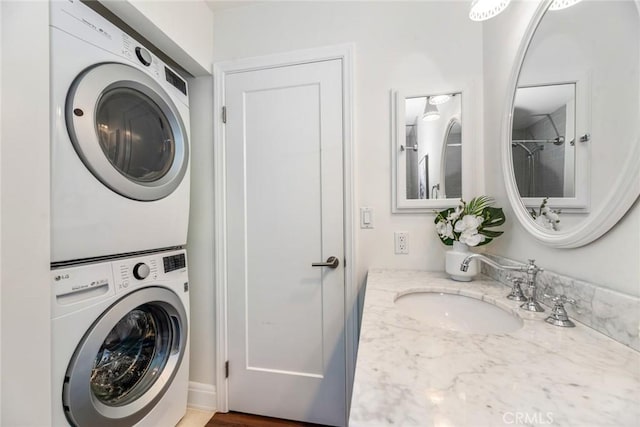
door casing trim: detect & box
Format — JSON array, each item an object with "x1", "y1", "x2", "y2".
[{"x1": 212, "y1": 44, "x2": 355, "y2": 425}]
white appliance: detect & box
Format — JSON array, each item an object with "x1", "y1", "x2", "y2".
[
  {"x1": 51, "y1": 249, "x2": 190, "y2": 427},
  {"x1": 50, "y1": 0, "x2": 191, "y2": 263}
]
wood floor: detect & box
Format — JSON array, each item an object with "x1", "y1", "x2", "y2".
[{"x1": 206, "y1": 412, "x2": 330, "y2": 427}]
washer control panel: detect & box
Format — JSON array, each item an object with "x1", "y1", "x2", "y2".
[
  {"x1": 135, "y1": 46, "x2": 152, "y2": 66},
  {"x1": 51, "y1": 249, "x2": 188, "y2": 318},
  {"x1": 133, "y1": 262, "x2": 151, "y2": 280},
  {"x1": 112, "y1": 249, "x2": 187, "y2": 294},
  {"x1": 163, "y1": 253, "x2": 187, "y2": 273},
  {"x1": 115, "y1": 257, "x2": 158, "y2": 292}
]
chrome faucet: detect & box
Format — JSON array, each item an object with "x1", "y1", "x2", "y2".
[
  {"x1": 460, "y1": 253, "x2": 525, "y2": 273},
  {"x1": 519, "y1": 259, "x2": 545, "y2": 312},
  {"x1": 460, "y1": 255, "x2": 545, "y2": 312}
]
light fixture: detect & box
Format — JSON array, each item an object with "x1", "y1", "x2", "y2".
[
  {"x1": 469, "y1": 0, "x2": 511, "y2": 22},
  {"x1": 549, "y1": 0, "x2": 582, "y2": 11},
  {"x1": 422, "y1": 98, "x2": 440, "y2": 122},
  {"x1": 429, "y1": 94, "x2": 452, "y2": 105}
]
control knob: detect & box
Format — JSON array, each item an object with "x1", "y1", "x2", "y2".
[
  {"x1": 135, "y1": 46, "x2": 152, "y2": 66},
  {"x1": 133, "y1": 263, "x2": 150, "y2": 280}
]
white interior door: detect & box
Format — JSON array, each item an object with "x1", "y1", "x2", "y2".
[{"x1": 225, "y1": 59, "x2": 346, "y2": 426}]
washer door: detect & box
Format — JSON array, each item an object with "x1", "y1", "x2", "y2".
[
  {"x1": 66, "y1": 63, "x2": 189, "y2": 201},
  {"x1": 63, "y1": 287, "x2": 187, "y2": 427}
]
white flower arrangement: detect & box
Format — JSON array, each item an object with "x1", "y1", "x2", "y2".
[
  {"x1": 530, "y1": 197, "x2": 561, "y2": 231},
  {"x1": 434, "y1": 196, "x2": 506, "y2": 247}
]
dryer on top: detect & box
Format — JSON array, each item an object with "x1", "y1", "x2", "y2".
[{"x1": 50, "y1": 0, "x2": 191, "y2": 263}]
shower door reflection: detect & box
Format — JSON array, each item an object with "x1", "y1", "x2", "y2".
[{"x1": 511, "y1": 83, "x2": 576, "y2": 198}]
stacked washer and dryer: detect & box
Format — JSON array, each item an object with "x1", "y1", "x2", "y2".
[{"x1": 50, "y1": 1, "x2": 191, "y2": 426}]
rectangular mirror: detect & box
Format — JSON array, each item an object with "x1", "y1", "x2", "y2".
[
  {"x1": 511, "y1": 78, "x2": 590, "y2": 213},
  {"x1": 513, "y1": 83, "x2": 576, "y2": 199},
  {"x1": 392, "y1": 89, "x2": 469, "y2": 212}
]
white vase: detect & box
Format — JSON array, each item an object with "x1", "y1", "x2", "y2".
[{"x1": 445, "y1": 241, "x2": 478, "y2": 282}]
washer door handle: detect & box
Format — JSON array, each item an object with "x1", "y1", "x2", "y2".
[{"x1": 312, "y1": 256, "x2": 339, "y2": 269}]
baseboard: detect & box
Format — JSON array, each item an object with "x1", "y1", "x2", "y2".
[{"x1": 187, "y1": 381, "x2": 217, "y2": 412}]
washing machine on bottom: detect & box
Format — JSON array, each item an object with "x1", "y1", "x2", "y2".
[{"x1": 51, "y1": 249, "x2": 189, "y2": 427}]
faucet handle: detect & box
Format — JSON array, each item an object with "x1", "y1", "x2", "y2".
[
  {"x1": 506, "y1": 275, "x2": 527, "y2": 301},
  {"x1": 527, "y1": 259, "x2": 543, "y2": 273},
  {"x1": 544, "y1": 293, "x2": 575, "y2": 305},
  {"x1": 543, "y1": 293, "x2": 576, "y2": 328}
]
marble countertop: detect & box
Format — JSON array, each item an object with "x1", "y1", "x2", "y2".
[{"x1": 349, "y1": 269, "x2": 640, "y2": 427}]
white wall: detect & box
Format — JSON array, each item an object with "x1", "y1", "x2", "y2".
[
  {"x1": 186, "y1": 75, "x2": 217, "y2": 405},
  {"x1": 0, "y1": 1, "x2": 52, "y2": 425},
  {"x1": 200, "y1": 0, "x2": 483, "y2": 389},
  {"x1": 0, "y1": 1, "x2": 3, "y2": 419},
  {"x1": 101, "y1": 0, "x2": 215, "y2": 76},
  {"x1": 482, "y1": 1, "x2": 640, "y2": 297}
]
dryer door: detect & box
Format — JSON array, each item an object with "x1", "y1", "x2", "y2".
[
  {"x1": 63, "y1": 287, "x2": 187, "y2": 427},
  {"x1": 66, "y1": 63, "x2": 189, "y2": 201}
]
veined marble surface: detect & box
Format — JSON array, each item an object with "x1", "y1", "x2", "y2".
[
  {"x1": 481, "y1": 253, "x2": 640, "y2": 351},
  {"x1": 349, "y1": 269, "x2": 640, "y2": 427}
]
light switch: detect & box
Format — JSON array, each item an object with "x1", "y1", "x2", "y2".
[{"x1": 360, "y1": 207, "x2": 373, "y2": 229}]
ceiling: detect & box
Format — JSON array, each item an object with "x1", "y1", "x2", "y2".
[
  {"x1": 405, "y1": 96, "x2": 428, "y2": 125},
  {"x1": 513, "y1": 83, "x2": 574, "y2": 129},
  {"x1": 205, "y1": 0, "x2": 260, "y2": 12}
]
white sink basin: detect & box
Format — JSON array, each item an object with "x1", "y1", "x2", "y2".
[{"x1": 394, "y1": 292, "x2": 523, "y2": 334}]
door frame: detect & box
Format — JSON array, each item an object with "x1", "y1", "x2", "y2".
[{"x1": 212, "y1": 44, "x2": 355, "y2": 422}]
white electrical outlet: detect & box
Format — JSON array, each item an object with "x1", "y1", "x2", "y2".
[{"x1": 394, "y1": 232, "x2": 409, "y2": 254}]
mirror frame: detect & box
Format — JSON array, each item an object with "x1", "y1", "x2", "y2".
[
  {"x1": 501, "y1": 0, "x2": 640, "y2": 248},
  {"x1": 392, "y1": 88, "x2": 473, "y2": 213}
]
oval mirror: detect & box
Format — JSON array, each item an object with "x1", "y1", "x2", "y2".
[{"x1": 502, "y1": 0, "x2": 640, "y2": 247}]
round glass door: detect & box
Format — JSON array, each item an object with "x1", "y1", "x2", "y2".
[
  {"x1": 66, "y1": 63, "x2": 189, "y2": 201},
  {"x1": 91, "y1": 304, "x2": 172, "y2": 406},
  {"x1": 95, "y1": 88, "x2": 175, "y2": 184},
  {"x1": 63, "y1": 287, "x2": 187, "y2": 427}
]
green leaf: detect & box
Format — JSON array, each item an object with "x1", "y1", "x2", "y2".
[
  {"x1": 480, "y1": 229, "x2": 504, "y2": 238},
  {"x1": 434, "y1": 207, "x2": 455, "y2": 224},
  {"x1": 465, "y1": 196, "x2": 495, "y2": 216},
  {"x1": 439, "y1": 236, "x2": 454, "y2": 246},
  {"x1": 476, "y1": 237, "x2": 493, "y2": 247},
  {"x1": 482, "y1": 207, "x2": 506, "y2": 227},
  {"x1": 478, "y1": 205, "x2": 506, "y2": 244}
]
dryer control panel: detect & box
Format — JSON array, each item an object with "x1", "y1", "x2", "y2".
[{"x1": 50, "y1": 0, "x2": 188, "y2": 105}]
